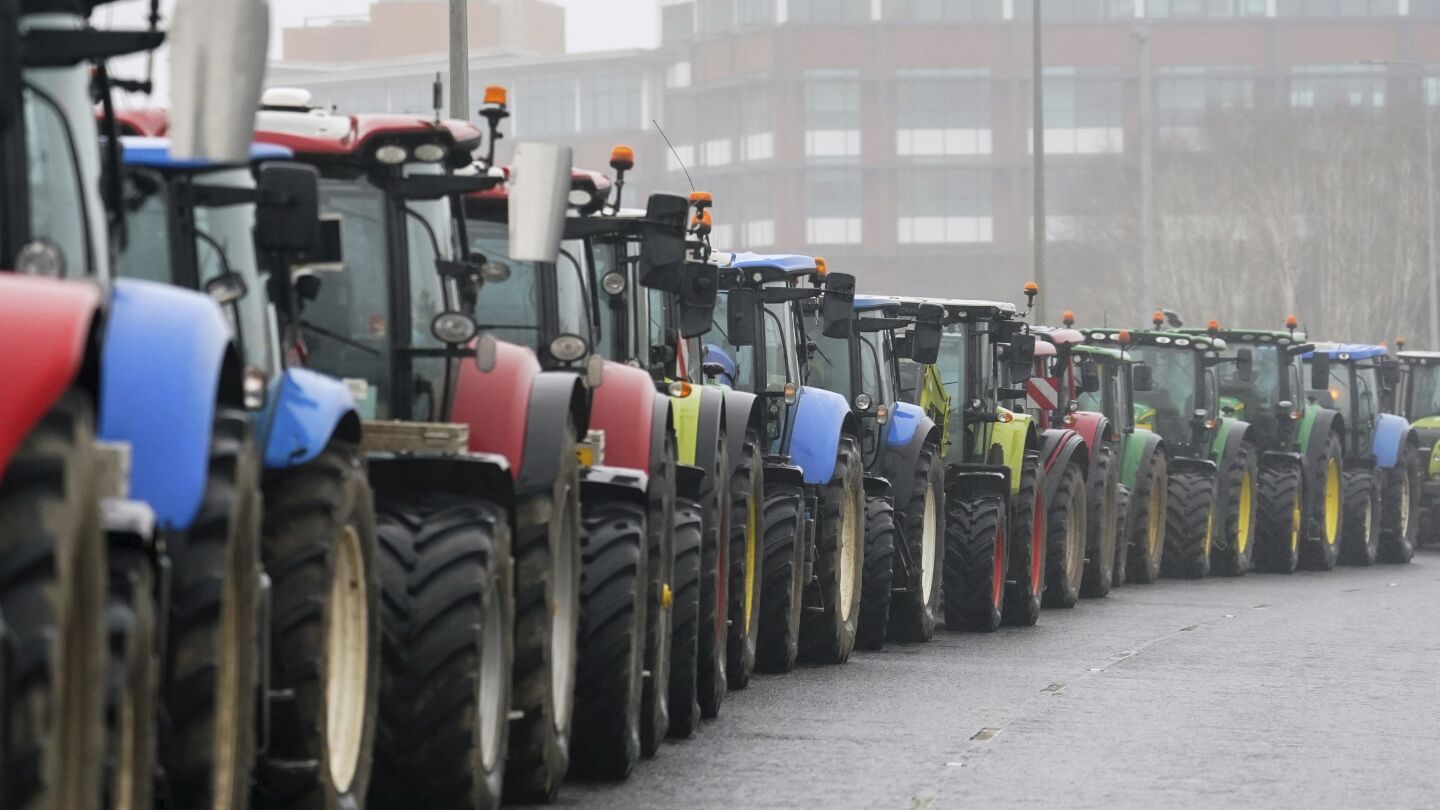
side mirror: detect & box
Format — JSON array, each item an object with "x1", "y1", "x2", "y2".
[
  {"x1": 1310, "y1": 353, "x2": 1331, "y2": 391},
  {"x1": 295, "y1": 216, "x2": 344, "y2": 272},
  {"x1": 821, "y1": 272, "x2": 855, "y2": 340},
  {"x1": 911, "y1": 322, "x2": 942, "y2": 366},
  {"x1": 255, "y1": 162, "x2": 321, "y2": 254},
  {"x1": 996, "y1": 320, "x2": 1024, "y2": 343},
  {"x1": 1008, "y1": 333, "x2": 1037, "y2": 366},
  {"x1": 726, "y1": 287, "x2": 758, "y2": 347},
  {"x1": 507, "y1": 142, "x2": 572, "y2": 263},
  {"x1": 1236, "y1": 347, "x2": 1255, "y2": 383},
  {"x1": 1081, "y1": 360, "x2": 1102, "y2": 393},
  {"x1": 1380, "y1": 359, "x2": 1401, "y2": 388},
  {"x1": 639, "y1": 193, "x2": 689, "y2": 292},
  {"x1": 1133, "y1": 363, "x2": 1155, "y2": 392},
  {"x1": 678, "y1": 261, "x2": 718, "y2": 339}
]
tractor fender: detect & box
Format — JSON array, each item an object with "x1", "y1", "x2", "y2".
[
  {"x1": 1208, "y1": 419, "x2": 1252, "y2": 512},
  {"x1": 718, "y1": 387, "x2": 764, "y2": 481},
  {"x1": 456, "y1": 338, "x2": 539, "y2": 482},
  {"x1": 675, "y1": 463, "x2": 706, "y2": 501},
  {"x1": 884, "y1": 401, "x2": 926, "y2": 449},
  {"x1": 1370, "y1": 413, "x2": 1413, "y2": 470},
  {"x1": 99, "y1": 280, "x2": 240, "y2": 531},
  {"x1": 880, "y1": 403, "x2": 941, "y2": 508},
  {"x1": 1296, "y1": 405, "x2": 1344, "y2": 462},
  {"x1": 1426, "y1": 435, "x2": 1440, "y2": 480},
  {"x1": 1169, "y1": 456, "x2": 1218, "y2": 478},
  {"x1": 669, "y1": 387, "x2": 703, "y2": 466},
  {"x1": 581, "y1": 465, "x2": 650, "y2": 509},
  {"x1": 259, "y1": 367, "x2": 361, "y2": 470},
  {"x1": 789, "y1": 385, "x2": 859, "y2": 486},
  {"x1": 588, "y1": 360, "x2": 656, "y2": 474},
  {"x1": 1259, "y1": 450, "x2": 1304, "y2": 472},
  {"x1": 946, "y1": 463, "x2": 1010, "y2": 500},
  {"x1": 1067, "y1": 411, "x2": 1108, "y2": 455},
  {"x1": 1039, "y1": 428, "x2": 1088, "y2": 505},
  {"x1": 512, "y1": 371, "x2": 589, "y2": 499},
  {"x1": 0, "y1": 276, "x2": 103, "y2": 483},
  {"x1": 993, "y1": 413, "x2": 1040, "y2": 495},
  {"x1": 651, "y1": 391, "x2": 676, "y2": 476},
  {"x1": 1120, "y1": 429, "x2": 1165, "y2": 491},
  {"x1": 367, "y1": 452, "x2": 515, "y2": 513},
  {"x1": 764, "y1": 460, "x2": 805, "y2": 490},
  {"x1": 672, "y1": 386, "x2": 726, "y2": 502},
  {"x1": 863, "y1": 475, "x2": 892, "y2": 497}
]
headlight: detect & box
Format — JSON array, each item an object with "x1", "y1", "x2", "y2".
[
  {"x1": 432, "y1": 311, "x2": 479, "y2": 344},
  {"x1": 243, "y1": 365, "x2": 268, "y2": 411},
  {"x1": 14, "y1": 240, "x2": 65, "y2": 277},
  {"x1": 569, "y1": 189, "x2": 596, "y2": 208},
  {"x1": 413, "y1": 143, "x2": 447, "y2": 163},
  {"x1": 550, "y1": 334, "x2": 589, "y2": 362},
  {"x1": 375, "y1": 144, "x2": 409, "y2": 165},
  {"x1": 855, "y1": 393, "x2": 872, "y2": 411},
  {"x1": 602, "y1": 271, "x2": 627, "y2": 296},
  {"x1": 480, "y1": 262, "x2": 512, "y2": 283}
]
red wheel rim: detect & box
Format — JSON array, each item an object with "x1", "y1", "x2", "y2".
[
  {"x1": 992, "y1": 515, "x2": 1006, "y2": 608},
  {"x1": 1030, "y1": 488, "x2": 1045, "y2": 595}
]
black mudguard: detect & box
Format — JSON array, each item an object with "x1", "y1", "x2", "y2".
[
  {"x1": 1344, "y1": 456, "x2": 1377, "y2": 473},
  {"x1": 720, "y1": 389, "x2": 764, "y2": 481},
  {"x1": 689, "y1": 386, "x2": 728, "y2": 502},
  {"x1": 880, "y1": 416, "x2": 941, "y2": 509},
  {"x1": 580, "y1": 464, "x2": 650, "y2": 508},
  {"x1": 1212, "y1": 420, "x2": 1252, "y2": 509},
  {"x1": 1170, "y1": 455, "x2": 1218, "y2": 479},
  {"x1": 516, "y1": 370, "x2": 589, "y2": 500},
  {"x1": 369, "y1": 452, "x2": 516, "y2": 513},
  {"x1": 1260, "y1": 450, "x2": 1303, "y2": 471},
  {"x1": 863, "y1": 475, "x2": 892, "y2": 498},
  {"x1": 675, "y1": 463, "x2": 706, "y2": 502},
  {"x1": 764, "y1": 459, "x2": 804, "y2": 491},
  {"x1": 947, "y1": 463, "x2": 1010, "y2": 500},
  {"x1": 652, "y1": 391, "x2": 675, "y2": 478}
]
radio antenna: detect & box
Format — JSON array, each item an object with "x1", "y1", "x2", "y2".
[{"x1": 652, "y1": 118, "x2": 694, "y2": 192}]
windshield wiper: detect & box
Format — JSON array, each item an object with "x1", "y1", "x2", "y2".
[{"x1": 299, "y1": 319, "x2": 382, "y2": 356}]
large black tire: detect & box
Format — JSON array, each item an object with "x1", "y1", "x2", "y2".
[
  {"x1": 754, "y1": 482, "x2": 803, "y2": 673},
  {"x1": 1379, "y1": 451, "x2": 1420, "y2": 564},
  {"x1": 1042, "y1": 462, "x2": 1088, "y2": 608},
  {"x1": 854, "y1": 495, "x2": 896, "y2": 651},
  {"x1": 503, "y1": 428, "x2": 581, "y2": 804},
  {"x1": 1254, "y1": 464, "x2": 1303, "y2": 575},
  {"x1": 1003, "y1": 452, "x2": 1044, "y2": 627},
  {"x1": 1211, "y1": 443, "x2": 1259, "y2": 577},
  {"x1": 724, "y1": 429, "x2": 763, "y2": 688},
  {"x1": 640, "y1": 435, "x2": 676, "y2": 759},
  {"x1": 1162, "y1": 469, "x2": 1216, "y2": 579},
  {"x1": 162, "y1": 408, "x2": 262, "y2": 810},
  {"x1": 666, "y1": 500, "x2": 703, "y2": 739},
  {"x1": 1110, "y1": 485, "x2": 1130, "y2": 588},
  {"x1": 1081, "y1": 445, "x2": 1119, "y2": 598},
  {"x1": 568, "y1": 498, "x2": 646, "y2": 781},
  {"x1": 369, "y1": 495, "x2": 513, "y2": 809},
  {"x1": 942, "y1": 493, "x2": 1007, "y2": 632},
  {"x1": 1339, "y1": 468, "x2": 1380, "y2": 566},
  {"x1": 697, "y1": 435, "x2": 729, "y2": 719},
  {"x1": 257, "y1": 442, "x2": 381, "y2": 810},
  {"x1": 799, "y1": 436, "x2": 865, "y2": 664},
  {"x1": 105, "y1": 539, "x2": 157, "y2": 810},
  {"x1": 1126, "y1": 451, "x2": 1168, "y2": 584},
  {"x1": 0, "y1": 392, "x2": 107, "y2": 810},
  {"x1": 1300, "y1": 433, "x2": 1343, "y2": 572},
  {"x1": 887, "y1": 447, "x2": 944, "y2": 642}
]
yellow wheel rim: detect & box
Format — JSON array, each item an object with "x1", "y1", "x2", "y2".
[
  {"x1": 1203, "y1": 501, "x2": 1215, "y2": 560},
  {"x1": 1324, "y1": 458, "x2": 1341, "y2": 545},
  {"x1": 1236, "y1": 470, "x2": 1253, "y2": 555},
  {"x1": 743, "y1": 493, "x2": 758, "y2": 632},
  {"x1": 324, "y1": 526, "x2": 369, "y2": 792},
  {"x1": 1290, "y1": 488, "x2": 1302, "y2": 552},
  {"x1": 1147, "y1": 480, "x2": 1164, "y2": 559}
]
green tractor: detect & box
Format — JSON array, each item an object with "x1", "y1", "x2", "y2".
[
  {"x1": 1179, "y1": 320, "x2": 1345, "y2": 573},
  {"x1": 1393, "y1": 342, "x2": 1440, "y2": 548},
  {"x1": 1080, "y1": 323, "x2": 1257, "y2": 579}
]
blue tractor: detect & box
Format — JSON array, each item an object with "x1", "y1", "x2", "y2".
[
  {"x1": 113, "y1": 134, "x2": 380, "y2": 809},
  {"x1": 705, "y1": 254, "x2": 865, "y2": 666},
  {"x1": 1303, "y1": 343, "x2": 1419, "y2": 564}
]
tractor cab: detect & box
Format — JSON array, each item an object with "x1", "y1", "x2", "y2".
[
  {"x1": 1179, "y1": 322, "x2": 1314, "y2": 454},
  {"x1": 1393, "y1": 349, "x2": 1440, "y2": 437},
  {"x1": 1303, "y1": 343, "x2": 1403, "y2": 461}
]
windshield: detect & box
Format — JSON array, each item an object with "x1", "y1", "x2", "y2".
[
  {"x1": 22, "y1": 87, "x2": 89, "y2": 277},
  {"x1": 807, "y1": 331, "x2": 853, "y2": 398},
  {"x1": 1406, "y1": 364, "x2": 1440, "y2": 421},
  {"x1": 1312, "y1": 360, "x2": 1377, "y2": 427},
  {"x1": 468, "y1": 215, "x2": 591, "y2": 356},
  {"x1": 1129, "y1": 345, "x2": 1197, "y2": 440},
  {"x1": 1215, "y1": 344, "x2": 1282, "y2": 420},
  {"x1": 117, "y1": 171, "x2": 173, "y2": 285},
  {"x1": 764, "y1": 301, "x2": 798, "y2": 392},
  {"x1": 193, "y1": 167, "x2": 275, "y2": 376}
]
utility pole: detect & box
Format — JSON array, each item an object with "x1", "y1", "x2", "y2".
[
  {"x1": 449, "y1": 0, "x2": 469, "y2": 120},
  {"x1": 1136, "y1": 25, "x2": 1154, "y2": 321},
  {"x1": 1032, "y1": 0, "x2": 1046, "y2": 321}
]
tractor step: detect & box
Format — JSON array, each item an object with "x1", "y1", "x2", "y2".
[{"x1": 360, "y1": 420, "x2": 469, "y2": 455}]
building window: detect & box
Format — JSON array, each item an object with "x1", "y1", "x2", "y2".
[
  {"x1": 742, "y1": 173, "x2": 774, "y2": 247},
  {"x1": 737, "y1": 0, "x2": 778, "y2": 24},
  {"x1": 805, "y1": 169, "x2": 863, "y2": 244},
  {"x1": 667, "y1": 61, "x2": 692, "y2": 89},
  {"x1": 516, "y1": 76, "x2": 575, "y2": 138},
  {"x1": 1416, "y1": 1, "x2": 1440, "y2": 19},
  {"x1": 702, "y1": 138, "x2": 733, "y2": 166},
  {"x1": 805, "y1": 70, "x2": 862, "y2": 158},
  {"x1": 1157, "y1": 66, "x2": 1255, "y2": 131},
  {"x1": 700, "y1": 0, "x2": 736, "y2": 31},
  {"x1": 742, "y1": 85, "x2": 775, "y2": 160},
  {"x1": 895, "y1": 69, "x2": 992, "y2": 156},
  {"x1": 788, "y1": 0, "x2": 871, "y2": 22},
  {"x1": 662, "y1": 2, "x2": 696, "y2": 41},
  {"x1": 583, "y1": 72, "x2": 640, "y2": 133},
  {"x1": 1148, "y1": 0, "x2": 1267, "y2": 16},
  {"x1": 1013, "y1": 0, "x2": 1134, "y2": 19},
  {"x1": 897, "y1": 168, "x2": 993, "y2": 244},
  {"x1": 1276, "y1": 0, "x2": 1400, "y2": 15},
  {"x1": 1290, "y1": 65, "x2": 1386, "y2": 108},
  {"x1": 883, "y1": 0, "x2": 1005, "y2": 19},
  {"x1": 1040, "y1": 68, "x2": 1125, "y2": 154}
]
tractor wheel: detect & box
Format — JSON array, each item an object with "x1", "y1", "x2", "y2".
[
  {"x1": 666, "y1": 500, "x2": 703, "y2": 739},
  {"x1": 503, "y1": 427, "x2": 582, "y2": 804},
  {"x1": 1003, "y1": 451, "x2": 1045, "y2": 627},
  {"x1": 1211, "y1": 443, "x2": 1259, "y2": 578},
  {"x1": 799, "y1": 436, "x2": 865, "y2": 665},
  {"x1": 105, "y1": 540, "x2": 157, "y2": 810},
  {"x1": 1081, "y1": 445, "x2": 1119, "y2": 598},
  {"x1": 369, "y1": 495, "x2": 513, "y2": 809},
  {"x1": 697, "y1": 436, "x2": 729, "y2": 719},
  {"x1": 724, "y1": 429, "x2": 764, "y2": 688},
  {"x1": 1379, "y1": 451, "x2": 1420, "y2": 564},
  {"x1": 1110, "y1": 485, "x2": 1130, "y2": 588},
  {"x1": 640, "y1": 435, "x2": 677, "y2": 759},
  {"x1": 1126, "y1": 452, "x2": 1168, "y2": 584},
  {"x1": 1, "y1": 392, "x2": 107, "y2": 810},
  {"x1": 888, "y1": 447, "x2": 945, "y2": 642},
  {"x1": 1339, "y1": 468, "x2": 1380, "y2": 566},
  {"x1": 1042, "y1": 462, "x2": 1088, "y2": 609},
  {"x1": 942, "y1": 493, "x2": 1007, "y2": 633},
  {"x1": 854, "y1": 495, "x2": 896, "y2": 651},
  {"x1": 1254, "y1": 464, "x2": 1303, "y2": 575},
  {"x1": 754, "y1": 481, "x2": 803, "y2": 674},
  {"x1": 568, "y1": 497, "x2": 646, "y2": 781},
  {"x1": 257, "y1": 442, "x2": 381, "y2": 810},
  {"x1": 1300, "y1": 433, "x2": 1344, "y2": 571},
  {"x1": 163, "y1": 408, "x2": 261, "y2": 810},
  {"x1": 1162, "y1": 470, "x2": 1216, "y2": 579}
]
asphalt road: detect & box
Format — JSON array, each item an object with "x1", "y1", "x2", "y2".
[{"x1": 556, "y1": 550, "x2": 1440, "y2": 809}]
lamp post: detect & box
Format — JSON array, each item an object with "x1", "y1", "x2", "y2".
[
  {"x1": 1362, "y1": 59, "x2": 1437, "y2": 348},
  {"x1": 449, "y1": 0, "x2": 469, "y2": 120},
  {"x1": 1032, "y1": 0, "x2": 1046, "y2": 321}
]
